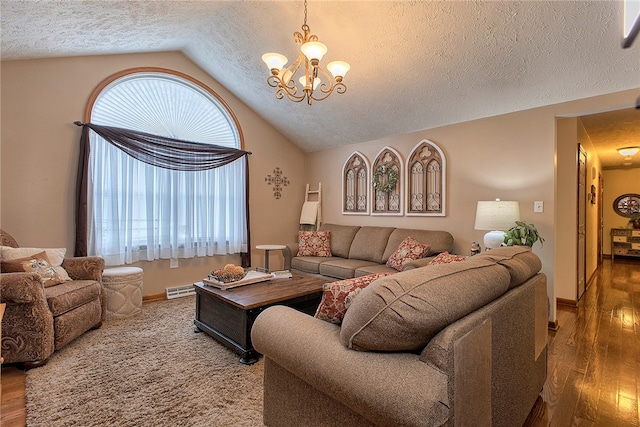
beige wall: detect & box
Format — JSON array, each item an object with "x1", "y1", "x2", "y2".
[
  {"x1": 0, "y1": 52, "x2": 306, "y2": 296},
  {"x1": 306, "y1": 89, "x2": 639, "y2": 324},
  {"x1": 603, "y1": 168, "x2": 640, "y2": 254},
  {"x1": 555, "y1": 118, "x2": 579, "y2": 303}
]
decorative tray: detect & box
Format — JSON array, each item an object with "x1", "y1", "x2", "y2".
[{"x1": 202, "y1": 270, "x2": 273, "y2": 290}]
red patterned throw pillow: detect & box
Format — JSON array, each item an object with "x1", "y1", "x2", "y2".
[
  {"x1": 429, "y1": 251, "x2": 468, "y2": 264},
  {"x1": 297, "y1": 230, "x2": 332, "y2": 257},
  {"x1": 385, "y1": 236, "x2": 431, "y2": 271},
  {"x1": 315, "y1": 272, "x2": 395, "y2": 324}
]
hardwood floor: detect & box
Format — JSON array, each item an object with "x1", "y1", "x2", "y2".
[
  {"x1": 2, "y1": 258, "x2": 639, "y2": 426},
  {"x1": 0, "y1": 365, "x2": 25, "y2": 426},
  {"x1": 524, "y1": 257, "x2": 640, "y2": 426}
]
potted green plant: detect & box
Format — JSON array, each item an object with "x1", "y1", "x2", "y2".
[
  {"x1": 503, "y1": 221, "x2": 545, "y2": 248},
  {"x1": 630, "y1": 213, "x2": 640, "y2": 229}
]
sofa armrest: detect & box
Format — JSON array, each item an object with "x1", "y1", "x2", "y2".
[
  {"x1": 401, "y1": 256, "x2": 437, "y2": 271},
  {"x1": 283, "y1": 243, "x2": 299, "y2": 271},
  {"x1": 62, "y1": 256, "x2": 105, "y2": 282},
  {"x1": 252, "y1": 305, "x2": 450, "y2": 426},
  {"x1": 0, "y1": 272, "x2": 45, "y2": 304}
]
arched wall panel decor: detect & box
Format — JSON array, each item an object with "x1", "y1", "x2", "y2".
[
  {"x1": 406, "y1": 139, "x2": 446, "y2": 216},
  {"x1": 342, "y1": 152, "x2": 370, "y2": 215},
  {"x1": 372, "y1": 147, "x2": 403, "y2": 216}
]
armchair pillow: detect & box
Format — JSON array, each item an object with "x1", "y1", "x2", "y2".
[
  {"x1": 297, "y1": 231, "x2": 332, "y2": 257},
  {"x1": 386, "y1": 236, "x2": 431, "y2": 271},
  {"x1": 1, "y1": 246, "x2": 72, "y2": 282},
  {"x1": 1, "y1": 251, "x2": 66, "y2": 287}
]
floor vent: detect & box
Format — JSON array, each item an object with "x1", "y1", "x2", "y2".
[{"x1": 166, "y1": 284, "x2": 196, "y2": 299}]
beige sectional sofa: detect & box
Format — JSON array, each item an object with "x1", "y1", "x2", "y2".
[
  {"x1": 284, "y1": 223, "x2": 454, "y2": 279},
  {"x1": 252, "y1": 246, "x2": 548, "y2": 427}
]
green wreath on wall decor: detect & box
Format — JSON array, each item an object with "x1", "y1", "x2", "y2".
[{"x1": 372, "y1": 165, "x2": 399, "y2": 193}]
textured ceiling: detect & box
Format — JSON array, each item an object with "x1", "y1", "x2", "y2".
[
  {"x1": 581, "y1": 108, "x2": 640, "y2": 169},
  {"x1": 1, "y1": 0, "x2": 639, "y2": 167}
]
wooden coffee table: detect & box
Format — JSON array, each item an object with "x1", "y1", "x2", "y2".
[{"x1": 193, "y1": 273, "x2": 325, "y2": 364}]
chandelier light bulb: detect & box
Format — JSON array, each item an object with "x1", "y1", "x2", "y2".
[
  {"x1": 262, "y1": 53, "x2": 288, "y2": 73},
  {"x1": 301, "y1": 41, "x2": 327, "y2": 62},
  {"x1": 327, "y1": 61, "x2": 350, "y2": 80}
]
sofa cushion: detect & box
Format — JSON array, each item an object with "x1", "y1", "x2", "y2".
[
  {"x1": 44, "y1": 280, "x2": 102, "y2": 317},
  {"x1": 354, "y1": 264, "x2": 399, "y2": 277},
  {"x1": 340, "y1": 257, "x2": 511, "y2": 352},
  {"x1": 319, "y1": 258, "x2": 380, "y2": 279},
  {"x1": 319, "y1": 224, "x2": 360, "y2": 258},
  {"x1": 297, "y1": 231, "x2": 332, "y2": 257},
  {"x1": 291, "y1": 256, "x2": 340, "y2": 274},
  {"x1": 1, "y1": 246, "x2": 72, "y2": 282},
  {"x1": 1, "y1": 251, "x2": 66, "y2": 287},
  {"x1": 348, "y1": 226, "x2": 395, "y2": 263},
  {"x1": 429, "y1": 251, "x2": 468, "y2": 265},
  {"x1": 385, "y1": 237, "x2": 431, "y2": 271},
  {"x1": 315, "y1": 272, "x2": 395, "y2": 324},
  {"x1": 474, "y1": 246, "x2": 542, "y2": 288},
  {"x1": 382, "y1": 229, "x2": 454, "y2": 262}
]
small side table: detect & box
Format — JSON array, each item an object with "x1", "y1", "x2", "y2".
[
  {"x1": 102, "y1": 267, "x2": 143, "y2": 320},
  {"x1": 255, "y1": 244, "x2": 286, "y2": 272}
]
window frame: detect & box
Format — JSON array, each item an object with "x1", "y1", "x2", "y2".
[{"x1": 84, "y1": 67, "x2": 247, "y2": 264}]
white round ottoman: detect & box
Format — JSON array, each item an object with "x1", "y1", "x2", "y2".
[{"x1": 102, "y1": 267, "x2": 143, "y2": 320}]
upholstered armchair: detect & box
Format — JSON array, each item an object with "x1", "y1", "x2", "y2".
[{"x1": 0, "y1": 230, "x2": 105, "y2": 368}]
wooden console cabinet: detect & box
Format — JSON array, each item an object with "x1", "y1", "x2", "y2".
[{"x1": 611, "y1": 228, "x2": 640, "y2": 260}]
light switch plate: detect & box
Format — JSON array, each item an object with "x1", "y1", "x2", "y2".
[{"x1": 534, "y1": 201, "x2": 544, "y2": 213}]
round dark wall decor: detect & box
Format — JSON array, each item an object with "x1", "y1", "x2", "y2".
[{"x1": 612, "y1": 193, "x2": 640, "y2": 217}]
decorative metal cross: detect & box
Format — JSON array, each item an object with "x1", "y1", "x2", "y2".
[{"x1": 265, "y1": 167, "x2": 290, "y2": 199}]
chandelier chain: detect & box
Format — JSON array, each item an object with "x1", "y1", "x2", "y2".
[{"x1": 303, "y1": 0, "x2": 308, "y2": 27}]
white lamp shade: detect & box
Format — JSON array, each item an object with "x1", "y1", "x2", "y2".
[
  {"x1": 617, "y1": 147, "x2": 640, "y2": 156},
  {"x1": 474, "y1": 200, "x2": 521, "y2": 231},
  {"x1": 327, "y1": 61, "x2": 350, "y2": 78},
  {"x1": 299, "y1": 75, "x2": 320, "y2": 90},
  {"x1": 301, "y1": 41, "x2": 327, "y2": 62},
  {"x1": 262, "y1": 53, "x2": 288, "y2": 71},
  {"x1": 475, "y1": 199, "x2": 520, "y2": 249}
]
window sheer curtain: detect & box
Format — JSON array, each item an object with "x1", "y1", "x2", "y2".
[
  {"x1": 76, "y1": 123, "x2": 251, "y2": 267},
  {"x1": 75, "y1": 71, "x2": 251, "y2": 267}
]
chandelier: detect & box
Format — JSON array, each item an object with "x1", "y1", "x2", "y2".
[{"x1": 261, "y1": 0, "x2": 350, "y2": 105}]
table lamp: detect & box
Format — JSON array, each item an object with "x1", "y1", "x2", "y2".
[{"x1": 474, "y1": 199, "x2": 520, "y2": 250}]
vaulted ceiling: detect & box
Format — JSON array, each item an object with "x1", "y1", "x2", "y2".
[{"x1": 1, "y1": 1, "x2": 639, "y2": 167}]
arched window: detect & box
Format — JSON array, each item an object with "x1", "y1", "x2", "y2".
[
  {"x1": 342, "y1": 152, "x2": 370, "y2": 215},
  {"x1": 86, "y1": 68, "x2": 247, "y2": 266},
  {"x1": 406, "y1": 140, "x2": 446, "y2": 216},
  {"x1": 372, "y1": 147, "x2": 403, "y2": 215}
]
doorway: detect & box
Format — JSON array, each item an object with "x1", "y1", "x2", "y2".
[{"x1": 577, "y1": 145, "x2": 587, "y2": 301}]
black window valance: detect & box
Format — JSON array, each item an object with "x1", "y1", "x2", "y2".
[{"x1": 74, "y1": 121, "x2": 251, "y2": 171}]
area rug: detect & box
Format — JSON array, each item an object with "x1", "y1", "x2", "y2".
[{"x1": 25, "y1": 296, "x2": 264, "y2": 426}]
